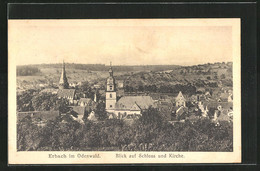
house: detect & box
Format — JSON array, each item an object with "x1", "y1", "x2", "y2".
[
  {"x1": 70, "y1": 106, "x2": 86, "y2": 120},
  {"x1": 175, "y1": 91, "x2": 186, "y2": 107},
  {"x1": 79, "y1": 98, "x2": 92, "y2": 107},
  {"x1": 78, "y1": 98, "x2": 96, "y2": 112},
  {"x1": 172, "y1": 106, "x2": 188, "y2": 120},
  {"x1": 201, "y1": 101, "x2": 233, "y2": 121},
  {"x1": 218, "y1": 93, "x2": 229, "y2": 102},
  {"x1": 88, "y1": 111, "x2": 98, "y2": 121}
]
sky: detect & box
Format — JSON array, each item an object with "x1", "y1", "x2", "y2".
[{"x1": 8, "y1": 19, "x2": 235, "y2": 66}]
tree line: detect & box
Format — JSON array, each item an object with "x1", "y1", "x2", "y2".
[
  {"x1": 17, "y1": 107, "x2": 233, "y2": 152},
  {"x1": 17, "y1": 66, "x2": 41, "y2": 76}
]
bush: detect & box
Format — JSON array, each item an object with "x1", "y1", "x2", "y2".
[{"x1": 17, "y1": 111, "x2": 233, "y2": 151}]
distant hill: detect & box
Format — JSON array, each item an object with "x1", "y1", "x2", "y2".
[
  {"x1": 16, "y1": 62, "x2": 232, "y2": 95},
  {"x1": 124, "y1": 62, "x2": 233, "y2": 88},
  {"x1": 18, "y1": 63, "x2": 180, "y2": 72},
  {"x1": 17, "y1": 66, "x2": 41, "y2": 76}
]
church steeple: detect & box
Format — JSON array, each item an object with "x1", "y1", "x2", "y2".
[
  {"x1": 105, "y1": 62, "x2": 117, "y2": 112},
  {"x1": 59, "y1": 60, "x2": 69, "y2": 89},
  {"x1": 109, "y1": 61, "x2": 113, "y2": 76},
  {"x1": 106, "y1": 62, "x2": 116, "y2": 92}
]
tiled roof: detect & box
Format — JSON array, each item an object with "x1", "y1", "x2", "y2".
[
  {"x1": 176, "y1": 106, "x2": 188, "y2": 116},
  {"x1": 115, "y1": 96, "x2": 156, "y2": 110},
  {"x1": 79, "y1": 98, "x2": 92, "y2": 104},
  {"x1": 176, "y1": 91, "x2": 186, "y2": 101},
  {"x1": 57, "y1": 89, "x2": 76, "y2": 98},
  {"x1": 71, "y1": 106, "x2": 85, "y2": 116}
]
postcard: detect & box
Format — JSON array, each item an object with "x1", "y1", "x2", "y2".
[{"x1": 8, "y1": 19, "x2": 241, "y2": 164}]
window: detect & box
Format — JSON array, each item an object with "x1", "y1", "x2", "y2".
[
  {"x1": 110, "y1": 94, "x2": 112, "y2": 98},
  {"x1": 110, "y1": 105, "x2": 112, "y2": 108},
  {"x1": 110, "y1": 85, "x2": 113, "y2": 90}
]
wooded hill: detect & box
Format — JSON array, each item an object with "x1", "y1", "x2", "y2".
[{"x1": 124, "y1": 62, "x2": 232, "y2": 90}]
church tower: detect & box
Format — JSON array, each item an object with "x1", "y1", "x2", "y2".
[
  {"x1": 59, "y1": 60, "x2": 69, "y2": 89},
  {"x1": 106, "y1": 62, "x2": 117, "y2": 112}
]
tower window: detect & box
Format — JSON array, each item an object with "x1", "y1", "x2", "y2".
[
  {"x1": 110, "y1": 105, "x2": 112, "y2": 108},
  {"x1": 110, "y1": 85, "x2": 113, "y2": 90},
  {"x1": 110, "y1": 94, "x2": 112, "y2": 98}
]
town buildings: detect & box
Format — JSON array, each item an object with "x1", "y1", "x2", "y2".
[{"x1": 18, "y1": 61, "x2": 234, "y2": 125}]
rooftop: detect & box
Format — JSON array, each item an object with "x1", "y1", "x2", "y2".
[
  {"x1": 115, "y1": 96, "x2": 156, "y2": 110},
  {"x1": 57, "y1": 89, "x2": 76, "y2": 98}
]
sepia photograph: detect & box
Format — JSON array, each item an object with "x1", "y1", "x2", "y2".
[{"x1": 8, "y1": 19, "x2": 241, "y2": 164}]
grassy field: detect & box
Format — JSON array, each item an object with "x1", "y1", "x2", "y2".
[{"x1": 17, "y1": 67, "x2": 134, "y2": 90}]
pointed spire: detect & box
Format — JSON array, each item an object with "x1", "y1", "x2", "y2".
[
  {"x1": 59, "y1": 60, "x2": 69, "y2": 89},
  {"x1": 109, "y1": 61, "x2": 113, "y2": 76}
]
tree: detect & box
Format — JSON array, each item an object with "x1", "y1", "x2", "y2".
[
  {"x1": 17, "y1": 89, "x2": 38, "y2": 112},
  {"x1": 94, "y1": 102, "x2": 107, "y2": 120},
  {"x1": 220, "y1": 74, "x2": 226, "y2": 79},
  {"x1": 138, "y1": 85, "x2": 144, "y2": 92},
  {"x1": 77, "y1": 81, "x2": 94, "y2": 98},
  {"x1": 31, "y1": 92, "x2": 70, "y2": 113}
]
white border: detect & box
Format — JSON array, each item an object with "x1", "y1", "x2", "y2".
[{"x1": 8, "y1": 19, "x2": 241, "y2": 164}]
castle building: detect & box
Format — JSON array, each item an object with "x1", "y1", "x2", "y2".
[
  {"x1": 105, "y1": 63, "x2": 156, "y2": 119},
  {"x1": 59, "y1": 60, "x2": 69, "y2": 89}
]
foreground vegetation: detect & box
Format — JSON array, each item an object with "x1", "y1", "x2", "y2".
[{"x1": 17, "y1": 108, "x2": 233, "y2": 152}]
